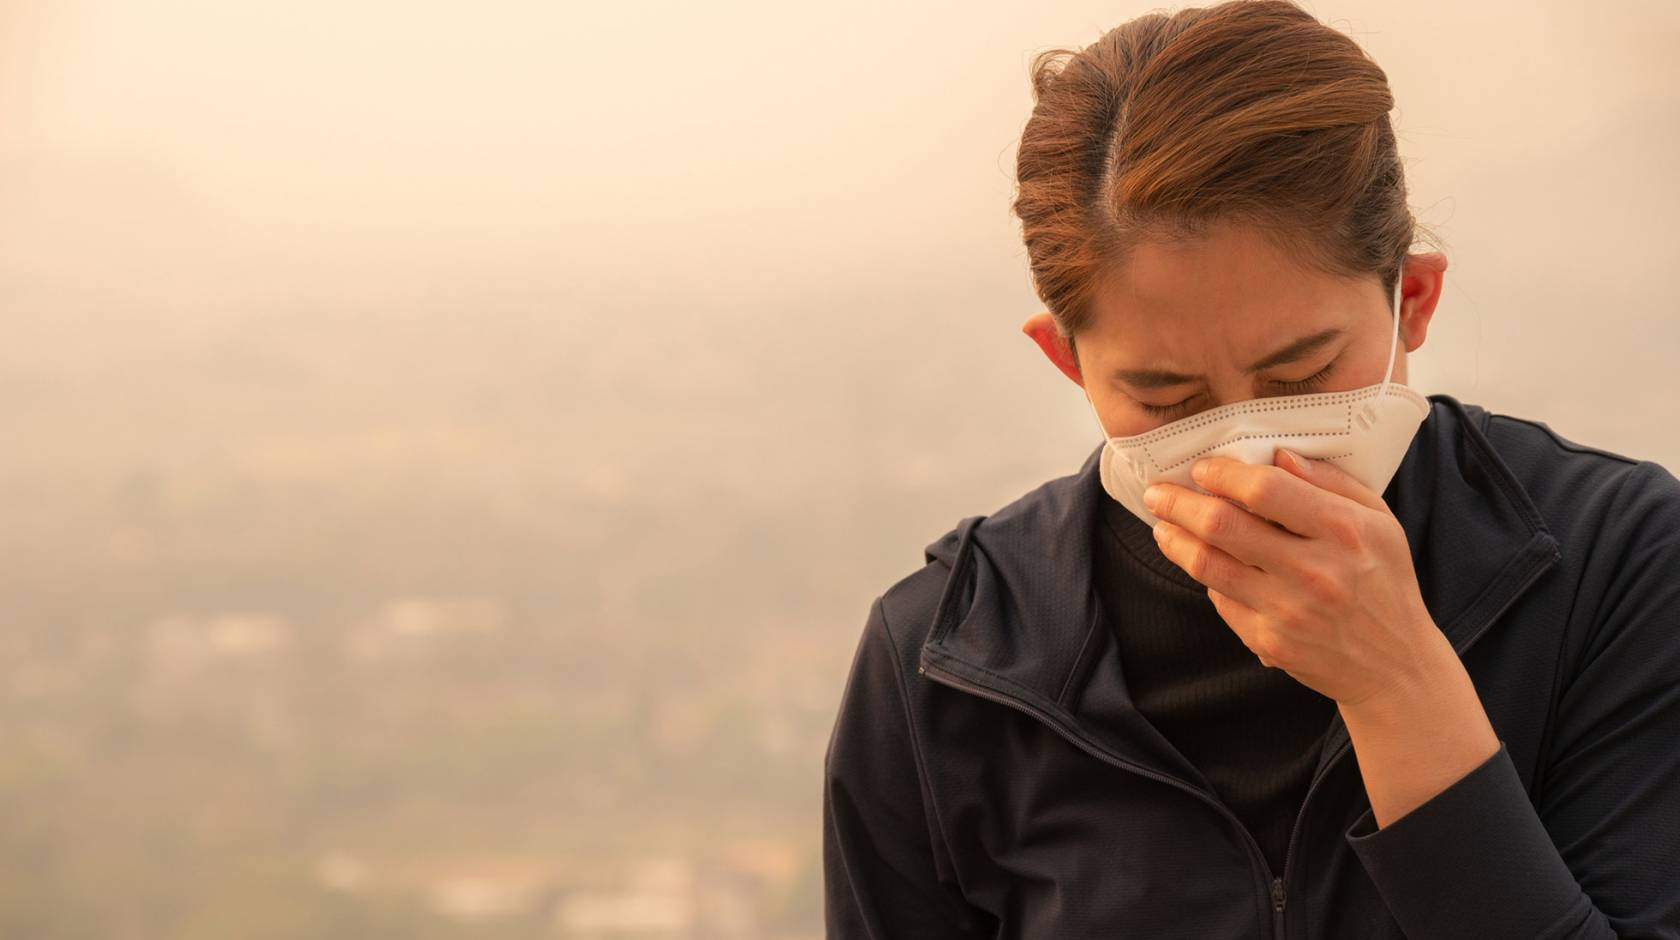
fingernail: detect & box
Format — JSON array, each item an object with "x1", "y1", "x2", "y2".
[
  {"x1": 1143, "y1": 485, "x2": 1163, "y2": 510},
  {"x1": 1190, "y1": 461, "x2": 1209, "y2": 483},
  {"x1": 1152, "y1": 521, "x2": 1167, "y2": 541},
  {"x1": 1278, "y1": 448, "x2": 1302, "y2": 471}
]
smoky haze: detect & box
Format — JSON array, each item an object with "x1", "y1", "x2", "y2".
[{"x1": 0, "y1": 1, "x2": 1675, "y2": 937}]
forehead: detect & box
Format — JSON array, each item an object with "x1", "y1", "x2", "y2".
[{"x1": 1084, "y1": 224, "x2": 1359, "y2": 357}]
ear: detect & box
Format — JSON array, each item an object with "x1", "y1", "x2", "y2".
[
  {"x1": 1021, "y1": 312, "x2": 1084, "y2": 387},
  {"x1": 1397, "y1": 252, "x2": 1448, "y2": 353}
]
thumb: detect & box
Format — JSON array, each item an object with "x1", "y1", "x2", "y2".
[{"x1": 1274, "y1": 447, "x2": 1388, "y2": 513}]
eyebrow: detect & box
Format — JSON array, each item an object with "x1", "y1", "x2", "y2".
[{"x1": 1111, "y1": 327, "x2": 1347, "y2": 389}]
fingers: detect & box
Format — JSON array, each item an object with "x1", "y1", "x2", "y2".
[
  {"x1": 1144, "y1": 480, "x2": 1306, "y2": 571},
  {"x1": 1151, "y1": 517, "x2": 1269, "y2": 610},
  {"x1": 1188, "y1": 455, "x2": 1372, "y2": 541},
  {"x1": 1271, "y1": 448, "x2": 1389, "y2": 513}
]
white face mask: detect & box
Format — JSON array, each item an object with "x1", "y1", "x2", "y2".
[{"x1": 1085, "y1": 271, "x2": 1430, "y2": 530}]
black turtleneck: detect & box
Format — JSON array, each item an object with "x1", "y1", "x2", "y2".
[{"x1": 1091, "y1": 493, "x2": 1338, "y2": 878}]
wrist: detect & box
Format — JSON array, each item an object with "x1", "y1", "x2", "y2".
[
  {"x1": 1338, "y1": 627, "x2": 1498, "y2": 750},
  {"x1": 1338, "y1": 629, "x2": 1501, "y2": 827},
  {"x1": 1342, "y1": 625, "x2": 1459, "y2": 723}
]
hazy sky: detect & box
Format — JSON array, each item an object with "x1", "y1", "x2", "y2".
[{"x1": 3, "y1": 0, "x2": 1678, "y2": 505}]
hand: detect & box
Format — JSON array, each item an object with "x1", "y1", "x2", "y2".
[{"x1": 1142, "y1": 449, "x2": 1448, "y2": 708}]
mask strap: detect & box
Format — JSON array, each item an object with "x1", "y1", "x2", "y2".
[
  {"x1": 1378, "y1": 267, "x2": 1403, "y2": 400},
  {"x1": 1084, "y1": 380, "x2": 1110, "y2": 444}
]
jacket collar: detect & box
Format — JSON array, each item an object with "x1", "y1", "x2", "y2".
[{"x1": 916, "y1": 393, "x2": 1563, "y2": 786}]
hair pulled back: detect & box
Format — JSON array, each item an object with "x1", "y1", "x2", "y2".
[{"x1": 1011, "y1": 0, "x2": 1441, "y2": 345}]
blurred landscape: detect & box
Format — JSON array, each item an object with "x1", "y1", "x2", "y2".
[
  {"x1": 0, "y1": 203, "x2": 847, "y2": 936},
  {"x1": 0, "y1": 1, "x2": 1676, "y2": 938}
]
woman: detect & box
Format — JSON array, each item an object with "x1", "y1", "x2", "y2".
[{"x1": 821, "y1": 2, "x2": 1680, "y2": 938}]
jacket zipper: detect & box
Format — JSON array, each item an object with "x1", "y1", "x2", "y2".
[
  {"x1": 919, "y1": 657, "x2": 1291, "y2": 939},
  {"x1": 1272, "y1": 875, "x2": 1286, "y2": 938},
  {"x1": 1271, "y1": 740, "x2": 1341, "y2": 937}
]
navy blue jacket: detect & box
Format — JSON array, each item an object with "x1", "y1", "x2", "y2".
[{"x1": 823, "y1": 393, "x2": 1680, "y2": 938}]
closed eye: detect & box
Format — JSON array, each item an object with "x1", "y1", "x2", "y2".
[
  {"x1": 1138, "y1": 396, "x2": 1198, "y2": 418},
  {"x1": 1271, "y1": 358, "x2": 1337, "y2": 393},
  {"x1": 1135, "y1": 357, "x2": 1341, "y2": 417}
]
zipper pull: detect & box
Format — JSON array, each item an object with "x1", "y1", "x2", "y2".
[{"x1": 1271, "y1": 876, "x2": 1285, "y2": 912}]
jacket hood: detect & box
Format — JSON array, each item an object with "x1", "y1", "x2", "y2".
[{"x1": 915, "y1": 392, "x2": 1563, "y2": 783}]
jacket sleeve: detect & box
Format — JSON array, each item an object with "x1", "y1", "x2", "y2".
[
  {"x1": 1343, "y1": 459, "x2": 1680, "y2": 939},
  {"x1": 824, "y1": 594, "x2": 993, "y2": 939}
]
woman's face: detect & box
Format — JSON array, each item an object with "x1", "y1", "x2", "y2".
[{"x1": 1031, "y1": 221, "x2": 1447, "y2": 438}]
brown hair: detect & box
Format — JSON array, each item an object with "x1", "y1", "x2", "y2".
[{"x1": 1010, "y1": 0, "x2": 1443, "y2": 364}]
